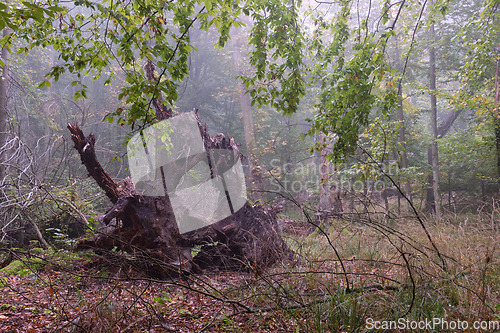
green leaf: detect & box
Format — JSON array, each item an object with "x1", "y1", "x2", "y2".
[
  {"x1": 31, "y1": 8, "x2": 44, "y2": 21},
  {"x1": 38, "y1": 80, "x2": 51, "y2": 88},
  {"x1": 204, "y1": 0, "x2": 212, "y2": 12}
]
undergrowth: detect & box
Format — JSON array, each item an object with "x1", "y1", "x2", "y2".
[{"x1": 0, "y1": 212, "x2": 498, "y2": 332}]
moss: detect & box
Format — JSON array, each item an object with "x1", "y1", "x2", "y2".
[
  {"x1": 30, "y1": 248, "x2": 45, "y2": 255},
  {"x1": 1, "y1": 257, "x2": 45, "y2": 276}
]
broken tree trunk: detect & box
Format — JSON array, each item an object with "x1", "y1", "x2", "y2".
[{"x1": 68, "y1": 113, "x2": 292, "y2": 279}]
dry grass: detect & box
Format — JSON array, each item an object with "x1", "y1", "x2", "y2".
[{"x1": 271, "y1": 210, "x2": 500, "y2": 331}]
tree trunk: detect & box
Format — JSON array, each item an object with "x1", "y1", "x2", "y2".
[
  {"x1": 425, "y1": 109, "x2": 463, "y2": 213},
  {"x1": 231, "y1": 31, "x2": 264, "y2": 202},
  {"x1": 0, "y1": 29, "x2": 9, "y2": 183},
  {"x1": 317, "y1": 135, "x2": 342, "y2": 223},
  {"x1": 69, "y1": 64, "x2": 292, "y2": 279},
  {"x1": 428, "y1": 22, "x2": 441, "y2": 220},
  {"x1": 495, "y1": 55, "x2": 500, "y2": 192},
  {"x1": 395, "y1": 34, "x2": 411, "y2": 208}
]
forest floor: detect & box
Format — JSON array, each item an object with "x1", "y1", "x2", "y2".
[
  {"x1": 1, "y1": 213, "x2": 499, "y2": 332},
  {"x1": 0, "y1": 268, "x2": 299, "y2": 332}
]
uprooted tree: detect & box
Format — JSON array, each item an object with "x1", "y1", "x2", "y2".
[{"x1": 67, "y1": 68, "x2": 292, "y2": 278}]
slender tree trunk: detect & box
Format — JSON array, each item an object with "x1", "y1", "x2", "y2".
[
  {"x1": 494, "y1": 55, "x2": 500, "y2": 192},
  {"x1": 425, "y1": 108, "x2": 462, "y2": 213},
  {"x1": 397, "y1": 91, "x2": 408, "y2": 174},
  {"x1": 317, "y1": 136, "x2": 342, "y2": 222},
  {"x1": 238, "y1": 81, "x2": 263, "y2": 201},
  {"x1": 398, "y1": 68, "x2": 412, "y2": 214},
  {"x1": 0, "y1": 29, "x2": 9, "y2": 182},
  {"x1": 231, "y1": 33, "x2": 263, "y2": 202},
  {"x1": 318, "y1": 136, "x2": 330, "y2": 221},
  {"x1": 395, "y1": 35, "x2": 411, "y2": 211},
  {"x1": 27, "y1": 216, "x2": 51, "y2": 249},
  {"x1": 429, "y1": 22, "x2": 441, "y2": 220}
]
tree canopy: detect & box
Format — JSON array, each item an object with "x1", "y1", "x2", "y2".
[{"x1": 2, "y1": 0, "x2": 499, "y2": 162}]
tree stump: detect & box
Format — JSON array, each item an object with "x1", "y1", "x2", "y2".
[{"x1": 68, "y1": 115, "x2": 292, "y2": 279}]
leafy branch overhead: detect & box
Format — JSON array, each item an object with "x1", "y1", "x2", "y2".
[
  {"x1": 5, "y1": 0, "x2": 239, "y2": 124},
  {"x1": 2, "y1": 0, "x2": 498, "y2": 161}
]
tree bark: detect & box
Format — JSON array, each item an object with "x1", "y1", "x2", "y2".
[
  {"x1": 428, "y1": 22, "x2": 441, "y2": 220},
  {"x1": 425, "y1": 108, "x2": 463, "y2": 213},
  {"x1": 317, "y1": 135, "x2": 343, "y2": 222},
  {"x1": 231, "y1": 31, "x2": 264, "y2": 202},
  {"x1": 0, "y1": 29, "x2": 9, "y2": 183},
  {"x1": 494, "y1": 55, "x2": 500, "y2": 192},
  {"x1": 395, "y1": 33, "x2": 411, "y2": 210}
]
